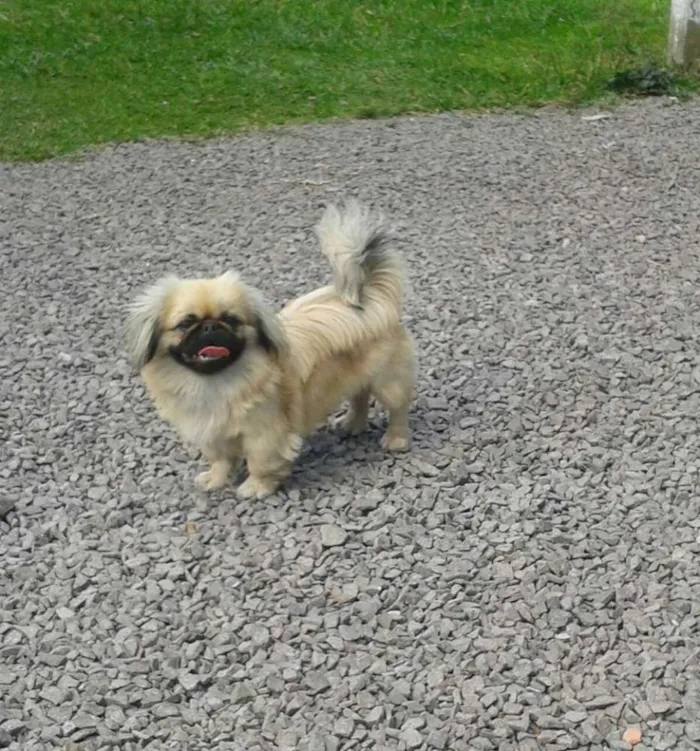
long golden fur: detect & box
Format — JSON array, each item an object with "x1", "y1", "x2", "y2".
[{"x1": 125, "y1": 201, "x2": 416, "y2": 499}]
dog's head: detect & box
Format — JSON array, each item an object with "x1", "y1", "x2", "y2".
[{"x1": 126, "y1": 271, "x2": 284, "y2": 376}]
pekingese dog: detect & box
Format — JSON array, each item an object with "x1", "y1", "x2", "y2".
[{"x1": 125, "y1": 201, "x2": 416, "y2": 500}]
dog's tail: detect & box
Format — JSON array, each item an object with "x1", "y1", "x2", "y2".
[{"x1": 315, "y1": 200, "x2": 406, "y2": 319}]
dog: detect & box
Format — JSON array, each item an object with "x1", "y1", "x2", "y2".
[{"x1": 125, "y1": 201, "x2": 416, "y2": 499}]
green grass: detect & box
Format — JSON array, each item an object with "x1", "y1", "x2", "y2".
[{"x1": 0, "y1": 0, "x2": 690, "y2": 161}]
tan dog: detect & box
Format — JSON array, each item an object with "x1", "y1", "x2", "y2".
[{"x1": 125, "y1": 201, "x2": 416, "y2": 499}]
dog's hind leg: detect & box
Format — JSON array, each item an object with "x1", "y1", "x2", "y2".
[
  {"x1": 341, "y1": 388, "x2": 370, "y2": 435},
  {"x1": 371, "y1": 333, "x2": 415, "y2": 453}
]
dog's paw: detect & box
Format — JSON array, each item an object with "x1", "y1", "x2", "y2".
[
  {"x1": 196, "y1": 468, "x2": 229, "y2": 491},
  {"x1": 237, "y1": 476, "x2": 278, "y2": 500},
  {"x1": 381, "y1": 431, "x2": 411, "y2": 453}
]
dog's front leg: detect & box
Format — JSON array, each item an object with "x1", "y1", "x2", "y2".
[
  {"x1": 237, "y1": 431, "x2": 302, "y2": 501},
  {"x1": 236, "y1": 473, "x2": 282, "y2": 501},
  {"x1": 196, "y1": 438, "x2": 242, "y2": 491}
]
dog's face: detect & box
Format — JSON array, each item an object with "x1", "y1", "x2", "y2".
[
  {"x1": 126, "y1": 272, "x2": 284, "y2": 375},
  {"x1": 160, "y1": 279, "x2": 252, "y2": 375}
]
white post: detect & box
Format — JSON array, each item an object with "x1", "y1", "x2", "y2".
[{"x1": 668, "y1": 0, "x2": 700, "y2": 68}]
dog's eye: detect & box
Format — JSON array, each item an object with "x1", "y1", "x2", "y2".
[
  {"x1": 175, "y1": 315, "x2": 199, "y2": 331},
  {"x1": 220, "y1": 313, "x2": 242, "y2": 327}
]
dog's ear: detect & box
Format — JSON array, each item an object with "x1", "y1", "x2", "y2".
[
  {"x1": 254, "y1": 310, "x2": 284, "y2": 354},
  {"x1": 125, "y1": 276, "x2": 179, "y2": 370},
  {"x1": 247, "y1": 287, "x2": 286, "y2": 356}
]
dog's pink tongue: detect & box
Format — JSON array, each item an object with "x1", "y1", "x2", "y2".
[{"x1": 198, "y1": 346, "x2": 230, "y2": 359}]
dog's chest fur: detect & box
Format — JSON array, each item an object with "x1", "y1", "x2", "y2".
[{"x1": 143, "y1": 355, "x2": 283, "y2": 449}]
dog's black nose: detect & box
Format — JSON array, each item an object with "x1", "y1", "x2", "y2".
[{"x1": 199, "y1": 320, "x2": 220, "y2": 335}]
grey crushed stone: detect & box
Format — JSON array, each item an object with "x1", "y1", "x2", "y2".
[
  {"x1": 1, "y1": 97, "x2": 700, "y2": 750},
  {"x1": 320, "y1": 522, "x2": 348, "y2": 547}
]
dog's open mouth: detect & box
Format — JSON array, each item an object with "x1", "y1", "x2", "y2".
[
  {"x1": 184, "y1": 345, "x2": 231, "y2": 363},
  {"x1": 171, "y1": 334, "x2": 244, "y2": 375}
]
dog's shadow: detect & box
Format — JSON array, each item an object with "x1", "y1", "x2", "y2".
[
  {"x1": 200, "y1": 399, "x2": 436, "y2": 505},
  {"x1": 286, "y1": 416, "x2": 394, "y2": 495}
]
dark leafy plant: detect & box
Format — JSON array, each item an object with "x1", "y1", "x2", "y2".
[{"x1": 607, "y1": 62, "x2": 676, "y2": 96}]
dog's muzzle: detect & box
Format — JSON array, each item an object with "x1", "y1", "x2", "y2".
[{"x1": 171, "y1": 320, "x2": 245, "y2": 375}]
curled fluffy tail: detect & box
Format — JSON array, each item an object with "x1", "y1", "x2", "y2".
[{"x1": 315, "y1": 200, "x2": 406, "y2": 315}]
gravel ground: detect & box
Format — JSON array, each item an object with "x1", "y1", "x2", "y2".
[{"x1": 2, "y1": 98, "x2": 700, "y2": 751}]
